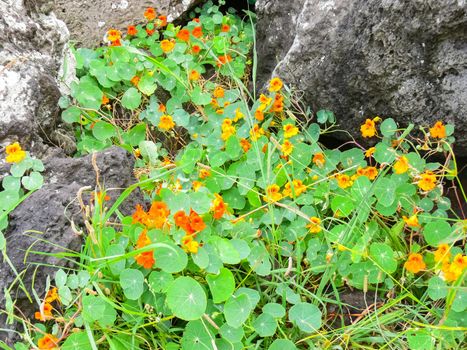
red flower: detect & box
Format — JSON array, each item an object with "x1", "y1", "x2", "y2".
[
  {"x1": 146, "y1": 28, "x2": 155, "y2": 36},
  {"x1": 127, "y1": 25, "x2": 138, "y2": 36},
  {"x1": 177, "y1": 29, "x2": 190, "y2": 42},
  {"x1": 189, "y1": 210, "x2": 206, "y2": 232},
  {"x1": 193, "y1": 18, "x2": 200, "y2": 23},
  {"x1": 192, "y1": 26, "x2": 203, "y2": 38},
  {"x1": 221, "y1": 24, "x2": 230, "y2": 32},
  {"x1": 158, "y1": 15, "x2": 167, "y2": 27},
  {"x1": 192, "y1": 45, "x2": 201, "y2": 54},
  {"x1": 217, "y1": 54, "x2": 232, "y2": 67}
]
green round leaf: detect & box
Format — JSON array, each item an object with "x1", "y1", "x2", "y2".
[
  {"x1": 62, "y1": 106, "x2": 82, "y2": 123},
  {"x1": 369, "y1": 243, "x2": 397, "y2": 274},
  {"x1": 92, "y1": 121, "x2": 117, "y2": 141},
  {"x1": 119, "y1": 268, "x2": 144, "y2": 300},
  {"x1": 166, "y1": 276, "x2": 207, "y2": 321},
  {"x1": 21, "y1": 171, "x2": 43, "y2": 191},
  {"x1": 380, "y1": 118, "x2": 398, "y2": 137},
  {"x1": 206, "y1": 267, "x2": 235, "y2": 303},
  {"x1": 423, "y1": 220, "x2": 452, "y2": 246},
  {"x1": 269, "y1": 339, "x2": 297, "y2": 350},
  {"x1": 219, "y1": 324, "x2": 244, "y2": 343},
  {"x1": 181, "y1": 320, "x2": 216, "y2": 350},
  {"x1": 121, "y1": 87, "x2": 142, "y2": 110},
  {"x1": 154, "y1": 243, "x2": 188, "y2": 273},
  {"x1": 74, "y1": 81, "x2": 103, "y2": 110},
  {"x1": 252, "y1": 313, "x2": 277, "y2": 337},
  {"x1": 262, "y1": 303, "x2": 286, "y2": 318},
  {"x1": 148, "y1": 270, "x2": 174, "y2": 293},
  {"x1": 427, "y1": 276, "x2": 448, "y2": 301},
  {"x1": 224, "y1": 294, "x2": 252, "y2": 328},
  {"x1": 288, "y1": 302, "x2": 322, "y2": 333},
  {"x1": 61, "y1": 332, "x2": 93, "y2": 350}
]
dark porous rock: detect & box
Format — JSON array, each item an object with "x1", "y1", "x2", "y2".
[
  {"x1": 256, "y1": 0, "x2": 467, "y2": 151},
  {"x1": 0, "y1": 147, "x2": 141, "y2": 342}
]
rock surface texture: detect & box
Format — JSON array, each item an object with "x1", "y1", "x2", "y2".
[
  {"x1": 52, "y1": 0, "x2": 200, "y2": 47},
  {"x1": 0, "y1": 0, "x2": 70, "y2": 154},
  {"x1": 256, "y1": 0, "x2": 467, "y2": 150},
  {"x1": 0, "y1": 147, "x2": 140, "y2": 341}
]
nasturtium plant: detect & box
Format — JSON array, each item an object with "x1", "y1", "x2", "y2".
[{"x1": 6, "y1": 1, "x2": 466, "y2": 350}]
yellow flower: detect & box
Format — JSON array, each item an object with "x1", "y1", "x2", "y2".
[
  {"x1": 307, "y1": 217, "x2": 322, "y2": 233},
  {"x1": 336, "y1": 174, "x2": 352, "y2": 189},
  {"x1": 281, "y1": 140, "x2": 294, "y2": 156},
  {"x1": 189, "y1": 70, "x2": 200, "y2": 80},
  {"x1": 360, "y1": 118, "x2": 377, "y2": 138},
  {"x1": 417, "y1": 171, "x2": 437, "y2": 192},
  {"x1": 283, "y1": 124, "x2": 298, "y2": 138},
  {"x1": 158, "y1": 115, "x2": 175, "y2": 131},
  {"x1": 365, "y1": 147, "x2": 376, "y2": 158},
  {"x1": 264, "y1": 184, "x2": 282, "y2": 202},
  {"x1": 269, "y1": 77, "x2": 283, "y2": 92},
  {"x1": 429, "y1": 121, "x2": 446, "y2": 139},
  {"x1": 250, "y1": 124, "x2": 265, "y2": 141},
  {"x1": 221, "y1": 119, "x2": 236, "y2": 140},
  {"x1": 5, "y1": 142, "x2": 26, "y2": 163},
  {"x1": 404, "y1": 253, "x2": 426, "y2": 273},
  {"x1": 199, "y1": 169, "x2": 211, "y2": 179},
  {"x1": 283, "y1": 179, "x2": 307, "y2": 198},
  {"x1": 160, "y1": 39, "x2": 175, "y2": 53},
  {"x1": 393, "y1": 156, "x2": 409, "y2": 174},
  {"x1": 107, "y1": 29, "x2": 121, "y2": 42},
  {"x1": 233, "y1": 108, "x2": 244, "y2": 122},
  {"x1": 192, "y1": 181, "x2": 203, "y2": 191},
  {"x1": 259, "y1": 94, "x2": 272, "y2": 105},
  {"x1": 182, "y1": 236, "x2": 199, "y2": 254},
  {"x1": 402, "y1": 214, "x2": 420, "y2": 228},
  {"x1": 434, "y1": 244, "x2": 451, "y2": 263},
  {"x1": 313, "y1": 153, "x2": 325, "y2": 168}
]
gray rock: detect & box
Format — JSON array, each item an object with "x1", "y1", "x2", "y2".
[
  {"x1": 50, "y1": 0, "x2": 200, "y2": 47},
  {"x1": 0, "y1": 0, "x2": 70, "y2": 155},
  {"x1": 0, "y1": 147, "x2": 141, "y2": 342},
  {"x1": 256, "y1": 0, "x2": 467, "y2": 151}
]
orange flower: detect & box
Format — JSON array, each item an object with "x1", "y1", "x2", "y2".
[
  {"x1": 37, "y1": 334, "x2": 59, "y2": 349},
  {"x1": 404, "y1": 253, "x2": 426, "y2": 274},
  {"x1": 417, "y1": 171, "x2": 437, "y2": 192},
  {"x1": 158, "y1": 15, "x2": 167, "y2": 27},
  {"x1": 192, "y1": 26, "x2": 203, "y2": 38},
  {"x1": 199, "y1": 169, "x2": 211, "y2": 179},
  {"x1": 192, "y1": 181, "x2": 203, "y2": 191},
  {"x1": 402, "y1": 214, "x2": 420, "y2": 228},
  {"x1": 363, "y1": 166, "x2": 378, "y2": 180},
  {"x1": 281, "y1": 140, "x2": 294, "y2": 156},
  {"x1": 212, "y1": 194, "x2": 227, "y2": 219},
  {"x1": 136, "y1": 229, "x2": 151, "y2": 249},
  {"x1": 217, "y1": 54, "x2": 232, "y2": 67},
  {"x1": 160, "y1": 39, "x2": 175, "y2": 53},
  {"x1": 189, "y1": 70, "x2": 200, "y2": 80},
  {"x1": 394, "y1": 156, "x2": 409, "y2": 174},
  {"x1": 255, "y1": 108, "x2": 264, "y2": 121},
  {"x1": 132, "y1": 204, "x2": 147, "y2": 225},
  {"x1": 259, "y1": 94, "x2": 272, "y2": 105},
  {"x1": 127, "y1": 25, "x2": 138, "y2": 36},
  {"x1": 189, "y1": 210, "x2": 206, "y2": 232},
  {"x1": 144, "y1": 7, "x2": 156, "y2": 21},
  {"x1": 146, "y1": 28, "x2": 155, "y2": 36},
  {"x1": 365, "y1": 147, "x2": 376, "y2": 158},
  {"x1": 250, "y1": 124, "x2": 265, "y2": 141},
  {"x1": 181, "y1": 235, "x2": 199, "y2": 254},
  {"x1": 192, "y1": 45, "x2": 201, "y2": 54},
  {"x1": 283, "y1": 180, "x2": 307, "y2": 198},
  {"x1": 336, "y1": 174, "x2": 352, "y2": 189},
  {"x1": 313, "y1": 153, "x2": 325, "y2": 168},
  {"x1": 135, "y1": 251, "x2": 155, "y2": 269},
  {"x1": 177, "y1": 29, "x2": 190, "y2": 41},
  {"x1": 159, "y1": 115, "x2": 175, "y2": 131},
  {"x1": 34, "y1": 303, "x2": 53, "y2": 321},
  {"x1": 269, "y1": 77, "x2": 283, "y2": 92},
  {"x1": 283, "y1": 124, "x2": 298, "y2": 138},
  {"x1": 107, "y1": 29, "x2": 121, "y2": 42},
  {"x1": 193, "y1": 18, "x2": 200, "y2": 23},
  {"x1": 101, "y1": 94, "x2": 110, "y2": 105},
  {"x1": 269, "y1": 93, "x2": 284, "y2": 112},
  {"x1": 45, "y1": 287, "x2": 59, "y2": 303},
  {"x1": 149, "y1": 201, "x2": 170, "y2": 218},
  {"x1": 307, "y1": 217, "x2": 322, "y2": 233},
  {"x1": 240, "y1": 138, "x2": 251, "y2": 152},
  {"x1": 434, "y1": 244, "x2": 451, "y2": 263},
  {"x1": 221, "y1": 24, "x2": 230, "y2": 32},
  {"x1": 130, "y1": 75, "x2": 140, "y2": 86},
  {"x1": 5, "y1": 142, "x2": 26, "y2": 163},
  {"x1": 264, "y1": 184, "x2": 282, "y2": 202},
  {"x1": 360, "y1": 118, "x2": 377, "y2": 138},
  {"x1": 213, "y1": 86, "x2": 225, "y2": 98},
  {"x1": 429, "y1": 121, "x2": 446, "y2": 139}
]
